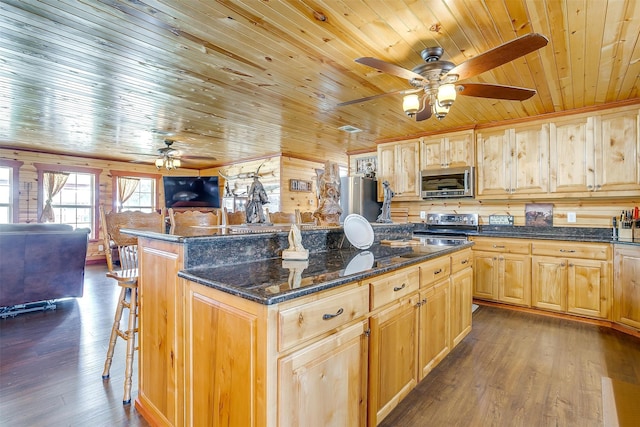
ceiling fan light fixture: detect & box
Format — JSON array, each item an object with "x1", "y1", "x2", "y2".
[
  {"x1": 402, "y1": 94, "x2": 420, "y2": 116},
  {"x1": 433, "y1": 101, "x2": 449, "y2": 120},
  {"x1": 437, "y1": 83, "x2": 457, "y2": 108},
  {"x1": 156, "y1": 156, "x2": 180, "y2": 170}
]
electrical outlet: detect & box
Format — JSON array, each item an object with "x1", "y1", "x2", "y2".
[
  {"x1": 98, "y1": 244, "x2": 104, "y2": 251},
  {"x1": 420, "y1": 211, "x2": 426, "y2": 220},
  {"x1": 567, "y1": 212, "x2": 576, "y2": 223}
]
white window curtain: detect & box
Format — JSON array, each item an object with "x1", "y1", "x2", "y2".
[
  {"x1": 40, "y1": 171, "x2": 70, "y2": 222},
  {"x1": 117, "y1": 177, "x2": 140, "y2": 211}
]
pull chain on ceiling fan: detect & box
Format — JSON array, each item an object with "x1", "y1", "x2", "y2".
[{"x1": 340, "y1": 33, "x2": 549, "y2": 121}]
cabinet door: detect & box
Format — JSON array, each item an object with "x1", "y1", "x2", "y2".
[
  {"x1": 476, "y1": 129, "x2": 511, "y2": 196},
  {"x1": 567, "y1": 258, "x2": 610, "y2": 319},
  {"x1": 532, "y1": 256, "x2": 567, "y2": 312},
  {"x1": 185, "y1": 287, "x2": 258, "y2": 426},
  {"x1": 597, "y1": 109, "x2": 640, "y2": 192},
  {"x1": 421, "y1": 137, "x2": 445, "y2": 169},
  {"x1": 418, "y1": 279, "x2": 450, "y2": 380},
  {"x1": 450, "y1": 267, "x2": 473, "y2": 347},
  {"x1": 614, "y1": 246, "x2": 640, "y2": 329},
  {"x1": 368, "y1": 294, "x2": 419, "y2": 425},
  {"x1": 446, "y1": 131, "x2": 475, "y2": 168},
  {"x1": 279, "y1": 320, "x2": 368, "y2": 427},
  {"x1": 499, "y1": 253, "x2": 531, "y2": 307},
  {"x1": 512, "y1": 123, "x2": 549, "y2": 195},
  {"x1": 377, "y1": 144, "x2": 397, "y2": 201},
  {"x1": 549, "y1": 115, "x2": 596, "y2": 193},
  {"x1": 473, "y1": 251, "x2": 498, "y2": 300},
  {"x1": 395, "y1": 140, "x2": 420, "y2": 200}
]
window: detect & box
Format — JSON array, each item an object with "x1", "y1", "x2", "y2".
[
  {"x1": 120, "y1": 177, "x2": 156, "y2": 212},
  {"x1": 0, "y1": 160, "x2": 23, "y2": 224},
  {"x1": 35, "y1": 163, "x2": 101, "y2": 237}
]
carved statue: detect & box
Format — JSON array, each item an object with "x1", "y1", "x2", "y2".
[
  {"x1": 313, "y1": 161, "x2": 342, "y2": 225},
  {"x1": 245, "y1": 175, "x2": 269, "y2": 223},
  {"x1": 376, "y1": 180, "x2": 394, "y2": 223}
]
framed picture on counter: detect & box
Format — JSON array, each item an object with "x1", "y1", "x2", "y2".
[{"x1": 525, "y1": 203, "x2": 553, "y2": 227}]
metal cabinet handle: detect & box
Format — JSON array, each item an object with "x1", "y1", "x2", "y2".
[
  {"x1": 559, "y1": 249, "x2": 576, "y2": 253},
  {"x1": 434, "y1": 268, "x2": 442, "y2": 274},
  {"x1": 493, "y1": 245, "x2": 505, "y2": 248},
  {"x1": 587, "y1": 185, "x2": 593, "y2": 189},
  {"x1": 322, "y1": 308, "x2": 344, "y2": 320},
  {"x1": 393, "y1": 283, "x2": 406, "y2": 292},
  {"x1": 461, "y1": 259, "x2": 469, "y2": 264}
]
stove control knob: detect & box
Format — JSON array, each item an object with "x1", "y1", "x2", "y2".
[{"x1": 428, "y1": 216, "x2": 434, "y2": 222}]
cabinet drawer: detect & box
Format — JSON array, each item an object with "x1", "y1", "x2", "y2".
[
  {"x1": 451, "y1": 249, "x2": 473, "y2": 274},
  {"x1": 531, "y1": 241, "x2": 610, "y2": 260},
  {"x1": 278, "y1": 285, "x2": 369, "y2": 351},
  {"x1": 471, "y1": 237, "x2": 530, "y2": 254},
  {"x1": 368, "y1": 266, "x2": 419, "y2": 310},
  {"x1": 420, "y1": 257, "x2": 450, "y2": 288}
]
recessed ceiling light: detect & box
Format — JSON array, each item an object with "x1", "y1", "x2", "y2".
[{"x1": 338, "y1": 125, "x2": 362, "y2": 133}]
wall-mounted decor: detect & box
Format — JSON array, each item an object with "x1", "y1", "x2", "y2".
[
  {"x1": 355, "y1": 156, "x2": 377, "y2": 177},
  {"x1": 525, "y1": 203, "x2": 553, "y2": 227},
  {"x1": 290, "y1": 179, "x2": 312, "y2": 192}
]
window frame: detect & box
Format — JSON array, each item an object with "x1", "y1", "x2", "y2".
[
  {"x1": 34, "y1": 163, "x2": 102, "y2": 238},
  {"x1": 110, "y1": 170, "x2": 161, "y2": 213},
  {"x1": 0, "y1": 159, "x2": 23, "y2": 223}
]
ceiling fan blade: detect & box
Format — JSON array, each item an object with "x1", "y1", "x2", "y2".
[
  {"x1": 415, "y1": 96, "x2": 432, "y2": 122},
  {"x1": 180, "y1": 155, "x2": 217, "y2": 160},
  {"x1": 447, "y1": 33, "x2": 548, "y2": 81},
  {"x1": 338, "y1": 88, "x2": 421, "y2": 107},
  {"x1": 458, "y1": 83, "x2": 536, "y2": 100},
  {"x1": 355, "y1": 57, "x2": 424, "y2": 81}
]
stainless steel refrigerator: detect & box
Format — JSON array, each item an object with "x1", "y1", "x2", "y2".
[{"x1": 339, "y1": 177, "x2": 382, "y2": 223}]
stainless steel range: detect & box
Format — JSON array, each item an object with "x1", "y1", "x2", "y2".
[{"x1": 413, "y1": 213, "x2": 478, "y2": 245}]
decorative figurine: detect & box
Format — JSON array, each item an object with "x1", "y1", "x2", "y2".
[
  {"x1": 282, "y1": 224, "x2": 309, "y2": 260},
  {"x1": 313, "y1": 161, "x2": 343, "y2": 225},
  {"x1": 376, "y1": 180, "x2": 394, "y2": 223},
  {"x1": 245, "y1": 175, "x2": 269, "y2": 224}
]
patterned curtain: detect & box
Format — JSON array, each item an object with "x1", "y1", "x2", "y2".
[
  {"x1": 117, "y1": 177, "x2": 140, "y2": 211},
  {"x1": 40, "y1": 171, "x2": 70, "y2": 222}
]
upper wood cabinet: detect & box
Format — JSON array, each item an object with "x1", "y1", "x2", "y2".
[
  {"x1": 421, "y1": 130, "x2": 474, "y2": 170},
  {"x1": 377, "y1": 139, "x2": 421, "y2": 201},
  {"x1": 550, "y1": 107, "x2": 640, "y2": 196},
  {"x1": 476, "y1": 123, "x2": 549, "y2": 198}
]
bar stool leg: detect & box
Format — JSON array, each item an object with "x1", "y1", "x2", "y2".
[
  {"x1": 122, "y1": 287, "x2": 138, "y2": 405},
  {"x1": 102, "y1": 286, "x2": 127, "y2": 379}
]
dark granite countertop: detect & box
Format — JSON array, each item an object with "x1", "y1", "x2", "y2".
[
  {"x1": 178, "y1": 242, "x2": 472, "y2": 305},
  {"x1": 469, "y1": 225, "x2": 640, "y2": 246}
]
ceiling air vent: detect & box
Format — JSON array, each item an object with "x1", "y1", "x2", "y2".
[{"x1": 338, "y1": 125, "x2": 362, "y2": 133}]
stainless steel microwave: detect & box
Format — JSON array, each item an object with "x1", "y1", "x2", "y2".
[{"x1": 421, "y1": 166, "x2": 475, "y2": 199}]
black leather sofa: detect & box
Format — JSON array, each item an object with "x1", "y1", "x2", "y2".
[{"x1": 0, "y1": 223, "x2": 89, "y2": 316}]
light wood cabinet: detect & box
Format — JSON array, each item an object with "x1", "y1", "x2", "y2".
[
  {"x1": 476, "y1": 123, "x2": 549, "y2": 198},
  {"x1": 450, "y1": 262, "x2": 473, "y2": 347},
  {"x1": 613, "y1": 245, "x2": 640, "y2": 331},
  {"x1": 531, "y1": 241, "x2": 611, "y2": 319},
  {"x1": 470, "y1": 237, "x2": 531, "y2": 306},
  {"x1": 279, "y1": 320, "x2": 369, "y2": 427},
  {"x1": 377, "y1": 139, "x2": 420, "y2": 201},
  {"x1": 596, "y1": 109, "x2": 640, "y2": 193},
  {"x1": 368, "y1": 294, "x2": 419, "y2": 426},
  {"x1": 421, "y1": 130, "x2": 474, "y2": 170},
  {"x1": 417, "y1": 278, "x2": 450, "y2": 380}
]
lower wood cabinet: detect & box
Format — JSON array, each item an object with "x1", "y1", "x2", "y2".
[
  {"x1": 450, "y1": 266, "x2": 473, "y2": 347},
  {"x1": 531, "y1": 241, "x2": 612, "y2": 319},
  {"x1": 368, "y1": 292, "x2": 419, "y2": 425},
  {"x1": 279, "y1": 320, "x2": 369, "y2": 427},
  {"x1": 613, "y1": 245, "x2": 640, "y2": 330},
  {"x1": 417, "y1": 278, "x2": 450, "y2": 380}
]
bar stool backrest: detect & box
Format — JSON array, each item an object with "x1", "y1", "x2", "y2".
[
  {"x1": 100, "y1": 206, "x2": 164, "y2": 272},
  {"x1": 168, "y1": 208, "x2": 222, "y2": 234}
]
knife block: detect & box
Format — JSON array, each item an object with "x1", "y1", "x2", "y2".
[{"x1": 618, "y1": 224, "x2": 633, "y2": 240}]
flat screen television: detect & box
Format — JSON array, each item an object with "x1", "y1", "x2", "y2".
[{"x1": 163, "y1": 176, "x2": 220, "y2": 209}]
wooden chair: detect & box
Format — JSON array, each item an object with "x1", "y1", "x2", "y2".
[
  {"x1": 266, "y1": 208, "x2": 296, "y2": 224},
  {"x1": 99, "y1": 206, "x2": 164, "y2": 405},
  {"x1": 168, "y1": 208, "x2": 222, "y2": 234},
  {"x1": 223, "y1": 207, "x2": 246, "y2": 225},
  {"x1": 295, "y1": 209, "x2": 317, "y2": 225}
]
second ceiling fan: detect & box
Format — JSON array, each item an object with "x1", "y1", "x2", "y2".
[{"x1": 340, "y1": 33, "x2": 548, "y2": 121}]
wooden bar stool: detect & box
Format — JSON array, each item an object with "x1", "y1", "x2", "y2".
[{"x1": 99, "y1": 206, "x2": 163, "y2": 405}]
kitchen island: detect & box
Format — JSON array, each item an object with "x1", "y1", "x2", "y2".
[{"x1": 124, "y1": 224, "x2": 473, "y2": 426}]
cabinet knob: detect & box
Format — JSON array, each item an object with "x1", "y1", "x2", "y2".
[{"x1": 322, "y1": 308, "x2": 344, "y2": 320}]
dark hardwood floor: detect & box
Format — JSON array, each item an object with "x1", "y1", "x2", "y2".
[{"x1": 2, "y1": 265, "x2": 639, "y2": 426}]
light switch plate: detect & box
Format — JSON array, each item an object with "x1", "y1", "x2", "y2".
[
  {"x1": 568, "y1": 212, "x2": 576, "y2": 223},
  {"x1": 420, "y1": 211, "x2": 426, "y2": 219}
]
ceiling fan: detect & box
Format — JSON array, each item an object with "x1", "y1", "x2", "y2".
[
  {"x1": 131, "y1": 139, "x2": 216, "y2": 170},
  {"x1": 339, "y1": 33, "x2": 548, "y2": 121}
]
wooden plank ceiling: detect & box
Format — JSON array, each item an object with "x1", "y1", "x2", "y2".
[{"x1": 0, "y1": 0, "x2": 638, "y2": 169}]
